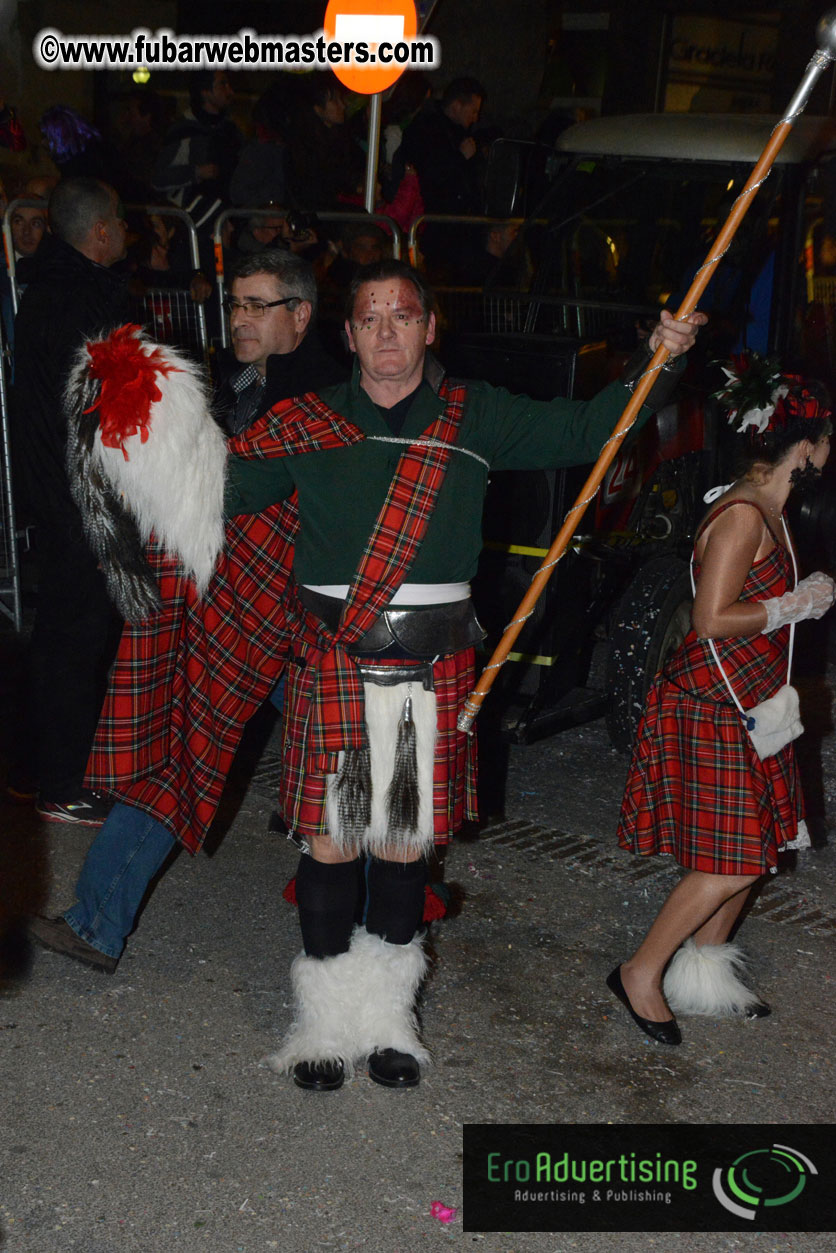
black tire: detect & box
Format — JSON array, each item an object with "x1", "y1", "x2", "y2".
[{"x1": 605, "y1": 556, "x2": 693, "y2": 753}]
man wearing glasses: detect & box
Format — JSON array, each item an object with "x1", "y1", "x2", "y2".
[
  {"x1": 216, "y1": 250, "x2": 343, "y2": 800},
  {"x1": 216, "y1": 250, "x2": 343, "y2": 438}
]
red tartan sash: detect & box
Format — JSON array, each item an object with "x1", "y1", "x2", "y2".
[
  {"x1": 226, "y1": 390, "x2": 366, "y2": 460},
  {"x1": 300, "y1": 378, "x2": 468, "y2": 772}
]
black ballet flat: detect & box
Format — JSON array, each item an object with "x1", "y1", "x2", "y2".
[
  {"x1": 745, "y1": 1001, "x2": 771, "y2": 1019},
  {"x1": 293, "y1": 1059, "x2": 345, "y2": 1091},
  {"x1": 606, "y1": 965, "x2": 682, "y2": 1046}
]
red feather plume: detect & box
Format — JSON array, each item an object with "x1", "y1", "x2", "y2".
[{"x1": 84, "y1": 324, "x2": 179, "y2": 459}]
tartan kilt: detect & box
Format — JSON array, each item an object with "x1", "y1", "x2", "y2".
[
  {"x1": 280, "y1": 646, "x2": 478, "y2": 845},
  {"x1": 617, "y1": 639, "x2": 803, "y2": 875}
]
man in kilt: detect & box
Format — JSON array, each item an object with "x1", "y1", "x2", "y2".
[
  {"x1": 30, "y1": 259, "x2": 704, "y2": 1092},
  {"x1": 225, "y1": 261, "x2": 704, "y2": 1091}
]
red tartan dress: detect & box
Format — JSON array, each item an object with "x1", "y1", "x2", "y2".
[{"x1": 617, "y1": 503, "x2": 804, "y2": 875}]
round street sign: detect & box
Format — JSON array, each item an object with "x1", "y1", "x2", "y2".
[{"x1": 324, "y1": 0, "x2": 419, "y2": 95}]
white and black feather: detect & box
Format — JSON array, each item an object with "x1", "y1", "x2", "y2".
[{"x1": 64, "y1": 326, "x2": 227, "y2": 622}]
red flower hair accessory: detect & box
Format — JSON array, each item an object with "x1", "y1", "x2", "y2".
[
  {"x1": 713, "y1": 351, "x2": 830, "y2": 436},
  {"x1": 84, "y1": 323, "x2": 179, "y2": 459}
]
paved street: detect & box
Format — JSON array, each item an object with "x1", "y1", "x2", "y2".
[{"x1": 1, "y1": 641, "x2": 835, "y2": 1252}]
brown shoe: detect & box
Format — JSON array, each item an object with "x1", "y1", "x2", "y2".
[{"x1": 28, "y1": 916, "x2": 119, "y2": 974}]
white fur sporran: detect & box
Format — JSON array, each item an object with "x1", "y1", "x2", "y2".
[{"x1": 325, "y1": 679, "x2": 437, "y2": 855}]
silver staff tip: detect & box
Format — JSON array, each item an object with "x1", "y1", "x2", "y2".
[{"x1": 817, "y1": 9, "x2": 836, "y2": 56}]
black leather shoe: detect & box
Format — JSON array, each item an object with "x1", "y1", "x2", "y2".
[
  {"x1": 368, "y1": 1048, "x2": 421, "y2": 1088},
  {"x1": 746, "y1": 1001, "x2": 771, "y2": 1019},
  {"x1": 606, "y1": 965, "x2": 682, "y2": 1046},
  {"x1": 293, "y1": 1060, "x2": 345, "y2": 1091}
]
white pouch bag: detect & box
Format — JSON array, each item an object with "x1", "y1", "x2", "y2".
[{"x1": 742, "y1": 681, "x2": 803, "y2": 760}]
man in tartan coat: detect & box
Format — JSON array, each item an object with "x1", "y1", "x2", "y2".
[{"x1": 30, "y1": 260, "x2": 704, "y2": 1092}]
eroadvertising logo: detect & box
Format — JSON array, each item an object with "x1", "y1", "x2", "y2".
[
  {"x1": 462, "y1": 1125, "x2": 835, "y2": 1232},
  {"x1": 712, "y1": 1142, "x2": 818, "y2": 1220}
]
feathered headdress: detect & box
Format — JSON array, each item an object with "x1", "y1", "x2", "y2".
[
  {"x1": 65, "y1": 325, "x2": 227, "y2": 621},
  {"x1": 40, "y1": 105, "x2": 101, "y2": 160},
  {"x1": 713, "y1": 351, "x2": 829, "y2": 435}
]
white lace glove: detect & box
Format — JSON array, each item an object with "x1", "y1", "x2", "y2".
[{"x1": 761, "y1": 572, "x2": 836, "y2": 633}]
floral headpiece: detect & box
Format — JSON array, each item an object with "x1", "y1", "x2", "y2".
[{"x1": 712, "y1": 351, "x2": 829, "y2": 436}]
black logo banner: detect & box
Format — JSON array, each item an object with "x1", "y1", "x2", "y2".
[{"x1": 463, "y1": 1124, "x2": 835, "y2": 1232}]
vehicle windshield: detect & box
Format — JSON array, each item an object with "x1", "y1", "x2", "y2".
[{"x1": 533, "y1": 155, "x2": 774, "y2": 311}]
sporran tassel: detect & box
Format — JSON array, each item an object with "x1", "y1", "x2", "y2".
[
  {"x1": 336, "y1": 745, "x2": 372, "y2": 842},
  {"x1": 386, "y1": 693, "x2": 420, "y2": 838}
]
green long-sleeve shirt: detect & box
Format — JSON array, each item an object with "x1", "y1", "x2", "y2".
[{"x1": 225, "y1": 368, "x2": 646, "y2": 585}]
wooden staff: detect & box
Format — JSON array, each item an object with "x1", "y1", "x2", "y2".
[{"x1": 458, "y1": 11, "x2": 836, "y2": 735}]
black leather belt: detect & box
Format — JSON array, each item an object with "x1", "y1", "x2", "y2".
[{"x1": 299, "y1": 586, "x2": 486, "y2": 660}]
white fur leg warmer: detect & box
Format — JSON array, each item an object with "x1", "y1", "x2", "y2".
[
  {"x1": 353, "y1": 929, "x2": 431, "y2": 1066},
  {"x1": 266, "y1": 943, "x2": 369, "y2": 1076},
  {"x1": 663, "y1": 939, "x2": 762, "y2": 1017},
  {"x1": 266, "y1": 928, "x2": 430, "y2": 1075}
]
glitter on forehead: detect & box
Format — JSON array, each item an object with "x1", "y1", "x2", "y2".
[{"x1": 351, "y1": 279, "x2": 428, "y2": 332}]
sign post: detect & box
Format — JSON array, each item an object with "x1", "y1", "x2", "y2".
[{"x1": 323, "y1": 2, "x2": 420, "y2": 213}]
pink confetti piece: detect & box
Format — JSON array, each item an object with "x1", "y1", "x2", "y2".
[{"x1": 430, "y1": 1201, "x2": 458, "y2": 1224}]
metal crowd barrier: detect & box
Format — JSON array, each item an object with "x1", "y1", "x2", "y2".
[
  {"x1": 0, "y1": 312, "x2": 21, "y2": 630},
  {"x1": 431, "y1": 287, "x2": 658, "y2": 338},
  {"x1": 125, "y1": 205, "x2": 209, "y2": 361},
  {"x1": 405, "y1": 213, "x2": 651, "y2": 337},
  {"x1": 211, "y1": 208, "x2": 402, "y2": 349}
]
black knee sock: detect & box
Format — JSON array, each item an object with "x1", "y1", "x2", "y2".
[
  {"x1": 364, "y1": 856, "x2": 428, "y2": 945},
  {"x1": 295, "y1": 854, "x2": 361, "y2": 959}
]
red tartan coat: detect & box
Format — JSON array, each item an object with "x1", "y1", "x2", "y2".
[{"x1": 86, "y1": 396, "x2": 365, "y2": 853}]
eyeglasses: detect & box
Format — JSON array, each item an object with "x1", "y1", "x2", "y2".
[{"x1": 224, "y1": 295, "x2": 301, "y2": 318}]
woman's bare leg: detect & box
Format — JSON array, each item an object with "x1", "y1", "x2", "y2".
[
  {"x1": 691, "y1": 879, "x2": 762, "y2": 947},
  {"x1": 619, "y1": 871, "x2": 760, "y2": 1020}
]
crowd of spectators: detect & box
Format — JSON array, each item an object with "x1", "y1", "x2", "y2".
[
  {"x1": 2, "y1": 68, "x2": 533, "y2": 323},
  {"x1": 0, "y1": 67, "x2": 527, "y2": 810}
]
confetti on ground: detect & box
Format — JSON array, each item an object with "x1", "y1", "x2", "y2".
[{"x1": 430, "y1": 1201, "x2": 458, "y2": 1224}]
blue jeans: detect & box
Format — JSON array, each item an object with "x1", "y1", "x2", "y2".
[
  {"x1": 268, "y1": 675, "x2": 286, "y2": 713},
  {"x1": 64, "y1": 803, "x2": 176, "y2": 958}
]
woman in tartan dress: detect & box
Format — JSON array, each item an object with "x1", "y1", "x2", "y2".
[{"x1": 608, "y1": 367, "x2": 834, "y2": 1046}]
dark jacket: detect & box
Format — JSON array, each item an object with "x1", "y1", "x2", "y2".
[
  {"x1": 398, "y1": 104, "x2": 484, "y2": 216},
  {"x1": 287, "y1": 114, "x2": 364, "y2": 211},
  {"x1": 215, "y1": 333, "x2": 347, "y2": 436},
  {"x1": 12, "y1": 237, "x2": 130, "y2": 530},
  {"x1": 154, "y1": 108, "x2": 242, "y2": 204}
]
